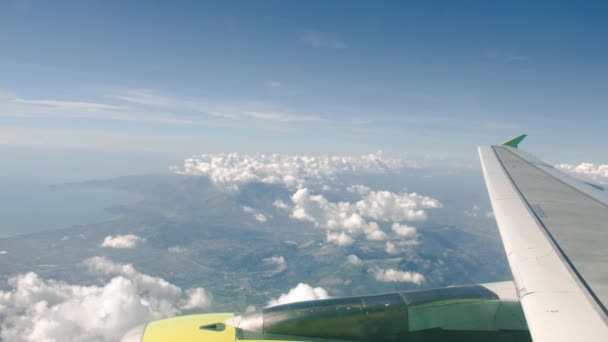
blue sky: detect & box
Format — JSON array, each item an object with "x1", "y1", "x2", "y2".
[{"x1": 1, "y1": 1, "x2": 607, "y2": 175}]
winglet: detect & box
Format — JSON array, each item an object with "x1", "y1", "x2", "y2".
[{"x1": 502, "y1": 134, "x2": 527, "y2": 148}]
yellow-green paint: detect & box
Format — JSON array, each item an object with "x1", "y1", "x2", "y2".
[
  {"x1": 142, "y1": 313, "x2": 236, "y2": 342},
  {"x1": 501, "y1": 134, "x2": 527, "y2": 148},
  {"x1": 142, "y1": 313, "x2": 304, "y2": 342}
]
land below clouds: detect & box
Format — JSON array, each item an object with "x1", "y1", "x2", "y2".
[{"x1": 0, "y1": 170, "x2": 510, "y2": 312}]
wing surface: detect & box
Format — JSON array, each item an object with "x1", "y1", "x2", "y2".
[{"x1": 479, "y1": 143, "x2": 608, "y2": 341}]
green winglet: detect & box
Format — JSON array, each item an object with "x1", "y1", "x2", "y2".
[{"x1": 502, "y1": 134, "x2": 527, "y2": 148}]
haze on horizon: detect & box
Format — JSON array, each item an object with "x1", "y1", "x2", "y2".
[{"x1": 1, "y1": 1, "x2": 607, "y2": 181}]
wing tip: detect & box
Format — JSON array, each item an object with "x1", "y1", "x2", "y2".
[{"x1": 501, "y1": 134, "x2": 527, "y2": 148}]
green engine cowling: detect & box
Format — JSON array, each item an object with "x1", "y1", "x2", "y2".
[{"x1": 127, "y1": 281, "x2": 531, "y2": 342}]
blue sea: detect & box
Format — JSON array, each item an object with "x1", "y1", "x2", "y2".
[{"x1": 0, "y1": 178, "x2": 139, "y2": 237}]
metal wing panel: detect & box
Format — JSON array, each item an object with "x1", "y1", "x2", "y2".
[
  {"x1": 494, "y1": 146, "x2": 608, "y2": 313},
  {"x1": 478, "y1": 145, "x2": 608, "y2": 342}
]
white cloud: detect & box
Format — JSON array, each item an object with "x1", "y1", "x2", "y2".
[
  {"x1": 556, "y1": 162, "x2": 608, "y2": 184},
  {"x1": 111, "y1": 89, "x2": 177, "y2": 108},
  {"x1": 354, "y1": 187, "x2": 442, "y2": 222},
  {"x1": 263, "y1": 256, "x2": 287, "y2": 274},
  {"x1": 101, "y1": 234, "x2": 145, "y2": 249},
  {"x1": 346, "y1": 254, "x2": 362, "y2": 265},
  {"x1": 391, "y1": 223, "x2": 417, "y2": 238},
  {"x1": 13, "y1": 98, "x2": 121, "y2": 111},
  {"x1": 112, "y1": 89, "x2": 319, "y2": 123},
  {"x1": 289, "y1": 187, "x2": 440, "y2": 246},
  {"x1": 347, "y1": 184, "x2": 373, "y2": 195},
  {"x1": 181, "y1": 288, "x2": 213, "y2": 310},
  {"x1": 273, "y1": 200, "x2": 288, "y2": 209},
  {"x1": 326, "y1": 232, "x2": 355, "y2": 246},
  {"x1": 0, "y1": 250, "x2": 7, "y2": 255},
  {"x1": 0, "y1": 93, "x2": 189, "y2": 125},
  {"x1": 291, "y1": 188, "x2": 385, "y2": 243},
  {"x1": 0, "y1": 257, "x2": 211, "y2": 342},
  {"x1": 385, "y1": 241, "x2": 399, "y2": 254},
  {"x1": 267, "y1": 283, "x2": 329, "y2": 307},
  {"x1": 242, "y1": 206, "x2": 268, "y2": 223},
  {"x1": 370, "y1": 267, "x2": 424, "y2": 284},
  {"x1": 173, "y1": 152, "x2": 415, "y2": 191},
  {"x1": 243, "y1": 111, "x2": 320, "y2": 122},
  {"x1": 385, "y1": 239, "x2": 418, "y2": 255},
  {"x1": 1, "y1": 88, "x2": 322, "y2": 128},
  {"x1": 254, "y1": 213, "x2": 267, "y2": 222},
  {"x1": 83, "y1": 257, "x2": 211, "y2": 311}
]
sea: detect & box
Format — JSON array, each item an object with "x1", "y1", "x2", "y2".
[{"x1": 0, "y1": 178, "x2": 140, "y2": 237}]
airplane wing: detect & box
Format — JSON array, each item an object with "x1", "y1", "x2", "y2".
[{"x1": 478, "y1": 135, "x2": 608, "y2": 341}]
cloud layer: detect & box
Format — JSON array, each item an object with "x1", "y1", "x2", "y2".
[
  {"x1": 370, "y1": 267, "x2": 425, "y2": 284},
  {"x1": 267, "y1": 283, "x2": 329, "y2": 307},
  {"x1": 173, "y1": 152, "x2": 416, "y2": 190},
  {"x1": 173, "y1": 151, "x2": 435, "y2": 284},
  {"x1": 556, "y1": 162, "x2": 608, "y2": 184},
  {"x1": 101, "y1": 234, "x2": 145, "y2": 249},
  {"x1": 0, "y1": 257, "x2": 211, "y2": 342},
  {"x1": 288, "y1": 187, "x2": 440, "y2": 246}
]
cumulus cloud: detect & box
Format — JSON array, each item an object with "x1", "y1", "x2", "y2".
[
  {"x1": 347, "y1": 184, "x2": 373, "y2": 195},
  {"x1": 0, "y1": 257, "x2": 211, "y2": 342},
  {"x1": 556, "y1": 162, "x2": 608, "y2": 184},
  {"x1": 273, "y1": 200, "x2": 288, "y2": 209},
  {"x1": 173, "y1": 152, "x2": 416, "y2": 191},
  {"x1": 326, "y1": 231, "x2": 355, "y2": 246},
  {"x1": 101, "y1": 234, "x2": 145, "y2": 249},
  {"x1": 370, "y1": 267, "x2": 424, "y2": 284},
  {"x1": 385, "y1": 239, "x2": 418, "y2": 255},
  {"x1": 263, "y1": 256, "x2": 287, "y2": 274},
  {"x1": 83, "y1": 257, "x2": 212, "y2": 311},
  {"x1": 242, "y1": 206, "x2": 268, "y2": 223},
  {"x1": 385, "y1": 241, "x2": 399, "y2": 254},
  {"x1": 181, "y1": 288, "x2": 213, "y2": 310},
  {"x1": 173, "y1": 151, "x2": 439, "y2": 249},
  {"x1": 289, "y1": 187, "x2": 440, "y2": 246},
  {"x1": 254, "y1": 213, "x2": 268, "y2": 223},
  {"x1": 353, "y1": 187, "x2": 441, "y2": 222},
  {"x1": 346, "y1": 254, "x2": 362, "y2": 265},
  {"x1": 267, "y1": 283, "x2": 330, "y2": 307},
  {"x1": 391, "y1": 223, "x2": 417, "y2": 238}
]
